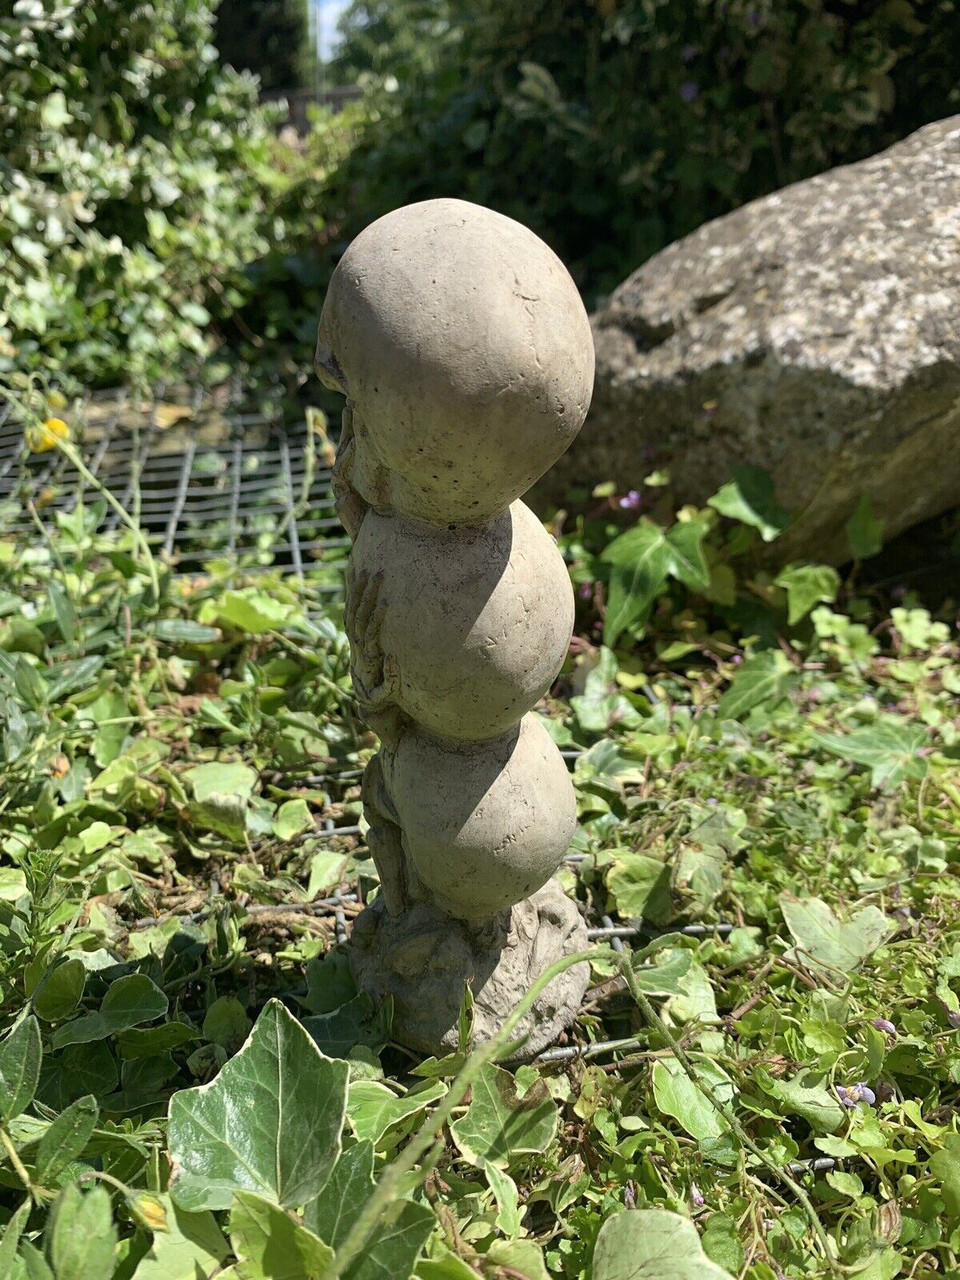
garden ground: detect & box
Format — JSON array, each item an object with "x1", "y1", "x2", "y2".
[{"x1": 1, "y1": 398, "x2": 960, "y2": 1279}]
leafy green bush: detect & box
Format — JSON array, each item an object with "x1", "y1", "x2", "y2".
[
  {"x1": 0, "y1": 0, "x2": 312, "y2": 389},
  {"x1": 327, "y1": 0, "x2": 960, "y2": 297}
]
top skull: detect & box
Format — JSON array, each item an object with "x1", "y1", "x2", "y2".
[{"x1": 316, "y1": 198, "x2": 594, "y2": 528}]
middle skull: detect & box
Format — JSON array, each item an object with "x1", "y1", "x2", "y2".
[{"x1": 347, "y1": 500, "x2": 573, "y2": 743}]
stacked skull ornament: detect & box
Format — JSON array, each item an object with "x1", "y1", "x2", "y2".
[{"x1": 316, "y1": 198, "x2": 595, "y2": 1058}]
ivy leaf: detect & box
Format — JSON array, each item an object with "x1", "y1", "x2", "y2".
[
  {"x1": 665, "y1": 518, "x2": 711, "y2": 589},
  {"x1": 347, "y1": 1079, "x2": 446, "y2": 1146},
  {"x1": 763, "y1": 1070, "x2": 845, "y2": 1134},
  {"x1": 774, "y1": 564, "x2": 841, "y2": 625},
  {"x1": 168, "y1": 1000, "x2": 349, "y2": 1211},
  {"x1": 52, "y1": 974, "x2": 168, "y2": 1049},
  {"x1": 450, "y1": 1064, "x2": 557, "y2": 1169},
  {"x1": 303, "y1": 1140, "x2": 375, "y2": 1248},
  {"x1": 708, "y1": 466, "x2": 789, "y2": 542},
  {"x1": 672, "y1": 805, "x2": 746, "y2": 913},
  {"x1": 213, "y1": 590, "x2": 296, "y2": 635},
  {"x1": 845, "y1": 494, "x2": 885, "y2": 560},
  {"x1": 272, "y1": 798, "x2": 313, "y2": 841},
  {"x1": 305, "y1": 993, "x2": 388, "y2": 1060},
  {"x1": 592, "y1": 1208, "x2": 735, "y2": 1280},
  {"x1": 652, "y1": 1058, "x2": 734, "y2": 1141},
  {"x1": 607, "y1": 855, "x2": 672, "y2": 926},
  {"x1": 484, "y1": 1160, "x2": 522, "y2": 1237},
  {"x1": 780, "y1": 895, "x2": 893, "y2": 975},
  {"x1": 229, "y1": 1191, "x2": 333, "y2": 1278},
  {"x1": 815, "y1": 720, "x2": 928, "y2": 790},
  {"x1": 602, "y1": 523, "x2": 673, "y2": 645},
  {"x1": 626, "y1": 949, "x2": 694, "y2": 997},
  {"x1": 600, "y1": 516, "x2": 709, "y2": 646},
  {"x1": 184, "y1": 762, "x2": 258, "y2": 841},
  {"x1": 570, "y1": 647, "x2": 641, "y2": 733},
  {"x1": 717, "y1": 650, "x2": 794, "y2": 721},
  {"x1": 0, "y1": 1016, "x2": 42, "y2": 1121},
  {"x1": 335, "y1": 1200, "x2": 434, "y2": 1280}
]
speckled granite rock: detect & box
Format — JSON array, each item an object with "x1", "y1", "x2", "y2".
[{"x1": 541, "y1": 117, "x2": 960, "y2": 563}]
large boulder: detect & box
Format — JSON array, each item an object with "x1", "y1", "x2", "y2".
[{"x1": 543, "y1": 117, "x2": 960, "y2": 563}]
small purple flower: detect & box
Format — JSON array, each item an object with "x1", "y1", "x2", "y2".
[
  {"x1": 707, "y1": 797, "x2": 718, "y2": 806},
  {"x1": 690, "y1": 1182, "x2": 705, "y2": 1208},
  {"x1": 837, "y1": 1082, "x2": 876, "y2": 1108},
  {"x1": 680, "y1": 81, "x2": 699, "y2": 103},
  {"x1": 578, "y1": 582, "x2": 593, "y2": 601},
  {"x1": 871, "y1": 1018, "x2": 897, "y2": 1036},
  {"x1": 681, "y1": 44, "x2": 698, "y2": 63},
  {"x1": 618, "y1": 489, "x2": 642, "y2": 510},
  {"x1": 624, "y1": 1181, "x2": 637, "y2": 1209}
]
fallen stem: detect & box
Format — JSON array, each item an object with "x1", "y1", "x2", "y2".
[
  {"x1": 53, "y1": 436, "x2": 161, "y2": 607},
  {"x1": 0, "y1": 1124, "x2": 34, "y2": 1196},
  {"x1": 618, "y1": 953, "x2": 840, "y2": 1275}
]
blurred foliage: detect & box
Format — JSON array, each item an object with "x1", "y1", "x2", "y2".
[
  {"x1": 326, "y1": 0, "x2": 960, "y2": 299},
  {"x1": 215, "y1": 0, "x2": 311, "y2": 92},
  {"x1": 326, "y1": 0, "x2": 459, "y2": 85},
  {"x1": 0, "y1": 0, "x2": 353, "y2": 392}
]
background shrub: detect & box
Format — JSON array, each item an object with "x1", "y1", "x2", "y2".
[
  {"x1": 0, "y1": 0, "x2": 330, "y2": 389},
  {"x1": 326, "y1": 0, "x2": 960, "y2": 301}
]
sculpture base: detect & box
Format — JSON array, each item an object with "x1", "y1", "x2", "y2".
[{"x1": 349, "y1": 879, "x2": 590, "y2": 1061}]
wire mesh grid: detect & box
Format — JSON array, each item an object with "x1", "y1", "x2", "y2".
[
  {"x1": 0, "y1": 385, "x2": 348, "y2": 585},
  {"x1": 0, "y1": 389, "x2": 802, "y2": 1148}
]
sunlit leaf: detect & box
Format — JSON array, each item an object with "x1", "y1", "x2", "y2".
[
  {"x1": 593, "y1": 1208, "x2": 735, "y2": 1280},
  {"x1": 168, "y1": 1000, "x2": 348, "y2": 1211}
]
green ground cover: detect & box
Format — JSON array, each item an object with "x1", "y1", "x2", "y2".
[{"x1": 0, "y1": 425, "x2": 959, "y2": 1279}]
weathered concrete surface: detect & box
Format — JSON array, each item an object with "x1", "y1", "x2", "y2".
[
  {"x1": 541, "y1": 117, "x2": 960, "y2": 563},
  {"x1": 350, "y1": 878, "x2": 590, "y2": 1059},
  {"x1": 347, "y1": 500, "x2": 574, "y2": 744},
  {"x1": 317, "y1": 197, "x2": 594, "y2": 529},
  {"x1": 320, "y1": 198, "x2": 592, "y2": 1056}
]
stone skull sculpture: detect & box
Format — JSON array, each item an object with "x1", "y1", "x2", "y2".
[{"x1": 317, "y1": 198, "x2": 595, "y2": 1056}]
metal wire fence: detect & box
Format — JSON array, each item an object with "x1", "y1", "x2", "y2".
[{"x1": 0, "y1": 385, "x2": 347, "y2": 585}]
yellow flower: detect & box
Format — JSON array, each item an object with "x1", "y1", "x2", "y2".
[
  {"x1": 127, "y1": 1192, "x2": 169, "y2": 1233},
  {"x1": 26, "y1": 416, "x2": 70, "y2": 454}
]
